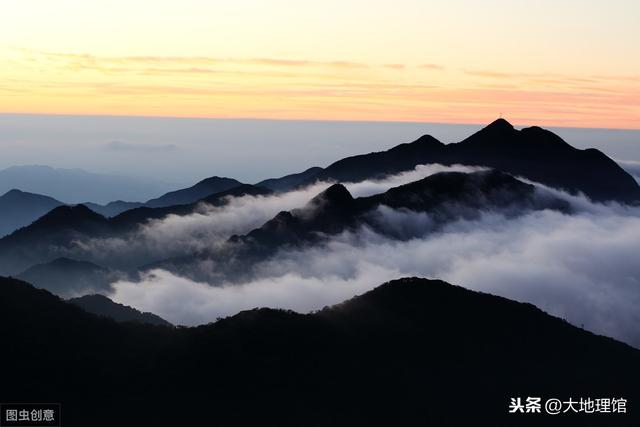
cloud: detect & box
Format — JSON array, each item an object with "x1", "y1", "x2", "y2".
[
  {"x1": 70, "y1": 163, "x2": 482, "y2": 268},
  {"x1": 344, "y1": 164, "x2": 487, "y2": 197},
  {"x1": 109, "y1": 268, "x2": 386, "y2": 326},
  {"x1": 5, "y1": 46, "x2": 639, "y2": 127},
  {"x1": 23, "y1": 48, "x2": 371, "y2": 71},
  {"x1": 106, "y1": 177, "x2": 640, "y2": 349}
]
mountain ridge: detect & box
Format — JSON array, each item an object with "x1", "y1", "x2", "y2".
[
  {"x1": 68, "y1": 294, "x2": 172, "y2": 326},
  {"x1": 0, "y1": 188, "x2": 64, "y2": 237},
  {"x1": 264, "y1": 119, "x2": 640, "y2": 203},
  {"x1": 0, "y1": 275, "x2": 638, "y2": 426}
]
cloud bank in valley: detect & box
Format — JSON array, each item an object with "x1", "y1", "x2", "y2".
[
  {"x1": 73, "y1": 164, "x2": 485, "y2": 267},
  {"x1": 106, "y1": 171, "x2": 640, "y2": 348}
]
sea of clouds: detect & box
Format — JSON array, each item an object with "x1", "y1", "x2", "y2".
[{"x1": 96, "y1": 164, "x2": 640, "y2": 348}]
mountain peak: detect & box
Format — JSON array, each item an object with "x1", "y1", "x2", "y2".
[
  {"x1": 412, "y1": 134, "x2": 442, "y2": 145},
  {"x1": 196, "y1": 176, "x2": 240, "y2": 186},
  {"x1": 31, "y1": 204, "x2": 107, "y2": 228},
  {"x1": 145, "y1": 176, "x2": 242, "y2": 208},
  {"x1": 458, "y1": 118, "x2": 517, "y2": 147},
  {"x1": 308, "y1": 184, "x2": 353, "y2": 209},
  {"x1": 1, "y1": 188, "x2": 50, "y2": 199},
  {"x1": 485, "y1": 118, "x2": 515, "y2": 132}
]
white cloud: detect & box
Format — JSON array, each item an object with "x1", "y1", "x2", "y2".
[
  {"x1": 109, "y1": 187, "x2": 640, "y2": 348},
  {"x1": 73, "y1": 163, "x2": 482, "y2": 267}
]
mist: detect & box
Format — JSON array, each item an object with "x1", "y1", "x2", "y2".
[
  {"x1": 105, "y1": 176, "x2": 640, "y2": 348},
  {"x1": 71, "y1": 164, "x2": 483, "y2": 268}
]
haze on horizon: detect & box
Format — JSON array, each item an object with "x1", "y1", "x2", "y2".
[
  {"x1": 1, "y1": 0, "x2": 639, "y2": 129},
  {"x1": 1, "y1": 114, "x2": 640, "y2": 186}
]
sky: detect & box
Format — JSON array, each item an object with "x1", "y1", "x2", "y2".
[{"x1": 1, "y1": 0, "x2": 639, "y2": 129}]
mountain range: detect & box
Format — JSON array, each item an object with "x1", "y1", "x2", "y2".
[
  {"x1": 1, "y1": 119, "x2": 637, "y2": 286},
  {"x1": 0, "y1": 165, "x2": 176, "y2": 204},
  {"x1": 155, "y1": 169, "x2": 570, "y2": 284},
  {"x1": 68, "y1": 293, "x2": 172, "y2": 326},
  {"x1": 263, "y1": 119, "x2": 640, "y2": 203},
  {"x1": 85, "y1": 176, "x2": 246, "y2": 216},
  {"x1": 1, "y1": 119, "x2": 638, "y2": 238},
  {"x1": 16, "y1": 257, "x2": 118, "y2": 298},
  {"x1": 0, "y1": 189, "x2": 63, "y2": 237},
  {"x1": 2, "y1": 119, "x2": 639, "y2": 425},
  {"x1": 1, "y1": 275, "x2": 637, "y2": 426}
]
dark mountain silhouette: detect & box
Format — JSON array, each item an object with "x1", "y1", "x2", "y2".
[
  {"x1": 110, "y1": 184, "x2": 272, "y2": 232},
  {"x1": 286, "y1": 119, "x2": 639, "y2": 203},
  {"x1": 309, "y1": 133, "x2": 444, "y2": 184},
  {"x1": 17, "y1": 257, "x2": 118, "y2": 298},
  {"x1": 0, "y1": 275, "x2": 638, "y2": 426},
  {"x1": 155, "y1": 170, "x2": 569, "y2": 283},
  {"x1": 240, "y1": 170, "x2": 569, "y2": 253},
  {"x1": 0, "y1": 205, "x2": 111, "y2": 274},
  {"x1": 256, "y1": 166, "x2": 324, "y2": 191},
  {"x1": 145, "y1": 176, "x2": 242, "y2": 208},
  {"x1": 83, "y1": 200, "x2": 144, "y2": 217},
  {"x1": 0, "y1": 185, "x2": 271, "y2": 276},
  {"x1": 85, "y1": 177, "x2": 252, "y2": 216},
  {"x1": 0, "y1": 189, "x2": 64, "y2": 237},
  {"x1": 68, "y1": 294, "x2": 172, "y2": 326}
]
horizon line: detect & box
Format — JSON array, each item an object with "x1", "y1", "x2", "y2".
[{"x1": 2, "y1": 111, "x2": 639, "y2": 132}]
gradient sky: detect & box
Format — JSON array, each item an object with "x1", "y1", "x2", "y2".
[{"x1": 1, "y1": 0, "x2": 639, "y2": 128}]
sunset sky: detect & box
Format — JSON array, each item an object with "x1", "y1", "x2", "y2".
[{"x1": 1, "y1": 0, "x2": 638, "y2": 128}]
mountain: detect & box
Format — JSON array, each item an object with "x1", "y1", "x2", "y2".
[
  {"x1": 1, "y1": 275, "x2": 638, "y2": 426},
  {"x1": 17, "y1": 257, "x2": 117, "y2": 298},
  {"x1": 0, "y1": 189, "x2": 64, "y2": 237},
  {"x1": 256, "y1": 166, "x2": 324, "y2": 191},
  {"x1": 68, "y1": 294, "x2": 172, "y2": 326},
  {"x1": 0, "y1": 185, "x2": 271, "y2": 276},
  {"x1": 110, "y1": 184, "x2": 272, "y2": 231},
  {"x1": 0, "y1": 205, "x2": 111, "y2": 275},
  {"x1": 290, "y1": 119, "x2": 640, "y2": 203},
  {"x1": 241, "y1": 170, "x2": 568, "y2": 253},
  {"x1": 145, "y1": 176, "x2": 243, "y2": 208},
  {"x1": 156, "y1": 170, "x2": 569, "y2": 283},
  {"x1": 83, "y1": 200, "x2": 145, "y2": 217},
  {"x1": 0, "y1": 165, "x2": 174, "y2": 204},
  {"x1": 84, "y1": 178, "x2": 258, "y2": 217}
]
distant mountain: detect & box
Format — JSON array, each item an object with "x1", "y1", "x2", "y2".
[
  {"x1": 84, "y1": 177, "x2": 251, "y2": 216},
  {"x1": 83, "y1": 200, "x2": 145, "y2": 217},
  {"x1": 0, "y1": 185, "x2": 271, "y2": 275},
  {"x1": 0, "y1": 165, "x2": 175, "y2": 204},
  {"x1": 158, "y1": 170, "x2": 569, "y2": 282},
  {"x1": 256, "y1": 166, "x2": 323, "y2": 191},
  {"x1": 1, "y1": 275, "x2": 638, "y2": 426},
  {"x1": 0, "y1": 205, "x2": 111, "y2": 274},
  {"x1": 283, "y1": 119, "x2": 639, "y2": 203},
  {"x1": 110, "y1": 184, "x2": 272, "y2": 230},
  {"x1": 0, "y1": 189, "x2": 64, "y2": 237},
  {"x1": 145, "y1": 176, "x2": 242, "y2": 208},
  {"x1": 68, "y1": 294, "x2": 172, "y2": 326},
  {"x1": 17, "y1": 257, "x2": 117, "y2": 298}
]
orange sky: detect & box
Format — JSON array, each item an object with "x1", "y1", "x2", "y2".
[{"x1": 1, "y1": 0, "x2": 638, "y2": 129}]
